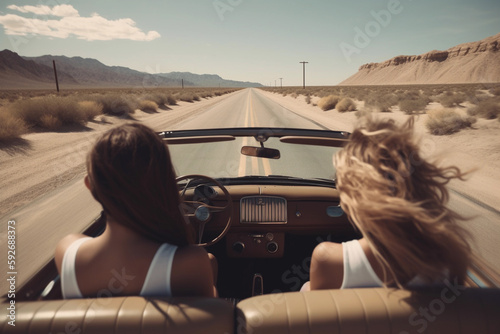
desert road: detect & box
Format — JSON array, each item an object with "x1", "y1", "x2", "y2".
[{"x1": 1, "y1": 88, "x2": 499, "y2": 294}]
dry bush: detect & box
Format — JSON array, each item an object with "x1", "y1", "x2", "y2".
[
  {"x1": 398, "y1": 98, "x2": 428, "y2": 114},
  {"x1": 95, "y1": 94, "x2": 136, "y2": 116},
  {"x1": 142, "y1": 93, "x2": 168, "y2": 106},
  {"x1": 318, "y1": 95, "x2": 340, "y2": 111},
  {"x1": 467, "y1": 99, "x2": 500, "y2": 119},
  {"x1": 363, "y1": 92, "x2": 398, "y2": 112},
  {"x1": 166, "y1": 94, "x2": 177, "y2": 105},
  {"x1": 138, "y1": 100, "x2": 159, "y2": 113},
  {"x1": 490, "y1": 87, "x2": 500, "y2": 96},
  {"x1": 336, "y1": 98, "x2": 357, "y2": 112},
  {"x1": 178, "y1": 92, "x2": 196, "y2": 102},
  {"x1": 426, "y1": 109, "x2": 476, "y2": 135},
  {"x1": 78, "y1": 101, "x2": 103, "y2": 120},
  {"x1": 0, "y1": 112, "x2": 27, "y2": 141},
  {"x1": 9, "y1": 96, "x2": 88, "y2": 129},
  {"x1": 40, "y1": 114, "x2": 63, "y2": 130},
  {"x1": 437, "y1": 92, "x2": 466, "y2": 108}
]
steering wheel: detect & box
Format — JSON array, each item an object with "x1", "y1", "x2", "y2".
[{"x1": 176, "y1": 174, "x2": 233, "y2": 247}]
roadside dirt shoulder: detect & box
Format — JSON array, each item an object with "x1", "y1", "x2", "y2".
[{"x1": 0, "y1": 92, "x2": 238, "y2": 217}]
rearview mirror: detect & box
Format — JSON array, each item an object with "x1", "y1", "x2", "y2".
[{"x1": 241, "y1": 146, "x2": 280, "y2": 159}]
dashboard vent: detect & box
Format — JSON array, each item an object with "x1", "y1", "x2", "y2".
[{"x1": 240, "y1": 196, "x2": 287, "y2": 224}]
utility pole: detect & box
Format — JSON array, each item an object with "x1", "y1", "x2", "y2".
[
  {"x1": 299, "y1": 61, "x2": 308, "y2": 89},
  {"x1": 52, "y1": 60, "x2": 59, "y2": 93},
  {"x1": 279, "y1": 78, "x2": 283, "y2": 88}
]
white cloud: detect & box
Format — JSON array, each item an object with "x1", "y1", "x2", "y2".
[
  {"x1": 7, "y1": 4, "x2": 79, "y2": 17},
  {"x1": 0, "y1": 4, "x2": 160, "y2": 41}
]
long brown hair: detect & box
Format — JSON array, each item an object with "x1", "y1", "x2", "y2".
[
  {"x1": 86, "y1": 123, "x2": 192, "y2": 246},
  {"x1": 335, "y1": 116, "x2": 472, "y2": 286}
]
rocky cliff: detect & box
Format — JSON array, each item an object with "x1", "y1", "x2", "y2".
[{"x1": 341, "y1": 32, "x2": 500, "y2": 85}]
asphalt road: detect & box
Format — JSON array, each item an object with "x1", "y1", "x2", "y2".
[{"x1": 1, "y1": 88, "x2": 498, "y2": 295}]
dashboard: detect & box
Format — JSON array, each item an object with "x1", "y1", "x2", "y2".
[{"x1": 185, "y1": 184, "x2": 354, "y2": 258}]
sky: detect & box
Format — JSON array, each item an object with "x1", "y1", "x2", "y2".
[{"x1": 0, "y1": 0, "x2": 499, "y2": 86}]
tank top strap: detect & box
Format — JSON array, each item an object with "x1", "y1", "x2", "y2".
[
  {"x1": 60, "y1": 237, "x2": 92, "y2": 299},
  {"x1": 340, "y1": 239, "x2": 384, "y2": 289},
  {"x1": 140, "y1": 243, "x2": 178, "y2": 296}
]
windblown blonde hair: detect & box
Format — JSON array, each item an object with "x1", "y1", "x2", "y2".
[{"x1": 335, "y1": 116, "x2": 472, "y2": 286}]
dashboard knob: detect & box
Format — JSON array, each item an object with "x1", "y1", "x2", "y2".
[
  {"x1": 233, "y1": 241, "x2": 245, "y2": 253},
  {"x1": 267, "y1": 241, "x2": 278, "y2": 254}
]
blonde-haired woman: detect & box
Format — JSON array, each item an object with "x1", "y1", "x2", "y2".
[{"x1": 302, "y1": 117, "x2": 472, "y2": 291}]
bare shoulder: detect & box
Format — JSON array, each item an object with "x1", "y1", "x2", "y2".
[
  {"x1": 310, "y1": 241, "x2": 344, "y2": 290},
  {"x1": 171, "y1": 245, "x2": 215, "y2": 297},
  {"x1": 54, "y1": 234, "x2": 88, "y2": 273},
  {"x1": 312, "y1": 241, "x2": 343, "y2": 264}
]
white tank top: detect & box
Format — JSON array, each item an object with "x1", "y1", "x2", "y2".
[
  {"x1": 340, "y1": 239, "x2": 384, "y2": 289},
  {"x1": 340, "y1": 239, "x2": 444, "y2": 288},
  {"x1": 60, "y1": 237, "x2": 178, "y2": 299}
]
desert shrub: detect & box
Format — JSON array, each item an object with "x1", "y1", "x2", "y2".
[
  {"x1": 138, "y1": 100, "x2": 159, "y2": 113},
  {"x1": 78, "y1": 101, "x2": 102, "y2": 120},
  {"x1": 9, "y1": 96, "x2": 88, "y2": 129},
  {"x1": 95, "y1": 94, "x2": 136, "y2": 116},
  {"x1": 426, "y1": 109, "x2": 476, "y2": 135},
  {"x1": 467, "y1": 99, "x2": 500, "y2": 119},
  {"x1": 142, "y1": 93, "x2": 168, "y2": 106},
  {"x1": 178, "y1": 92, "x2": 196, "y2": 102},
  {"x1": 166, "y1": 94, "x2": 177, "y2": 105},
  {"x1": 364, "y1": 93, "x2": 394, "y2": 112},
  {"x1": 336, "y1": 98, "x2": 357, "y2": 112},
  {"x1": 0, "y1": 112, "x2": 27, "y2": 141},
  {"x1": 398, "y1": 98, "x2": 428, "y2": 114},
  {"x1": 438, "y1": 92, "x2": 466, "y2": 108},
  {"x1": 40, "y1": 114, "x2": 63, "y2": 130},
  {"x1": 489, "y1": 87, "x2": 500, "y2": 96},
  {"x1": 318, "y1": 95, "x2": 340, "y2": 111}
]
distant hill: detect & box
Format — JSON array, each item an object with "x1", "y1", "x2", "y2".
[
  {"x1": 23, "y1": 55, "x2": 185, "y2": 88},
  {"x1": 341, "y1": 32, "x2": 500, "y2": 85},
  {"x1": 0, "y1": 50, "x2": 262, "y2": 89},
  {"x1": 157, "y1": 72, "x2": 263, "y2": 87},
  {"x1": 0, "y1": 49, "x2": 78, "y2": 89}
]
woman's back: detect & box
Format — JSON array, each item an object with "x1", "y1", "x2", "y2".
[
  {"x1": 55, "y1": 123, "x2": 216, "y2": 298},
  {"x1": 306, "y1": 116, "x2": 472, "y2": 291}
]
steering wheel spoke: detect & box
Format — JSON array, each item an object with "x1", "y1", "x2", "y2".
[{"x1": 176, "y1": 174, "x2": 233, "y2": 247}]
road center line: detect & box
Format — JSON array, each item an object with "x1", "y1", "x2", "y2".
[{"x1": 238, "y1": 91, "x2": 251, "y2": 176}]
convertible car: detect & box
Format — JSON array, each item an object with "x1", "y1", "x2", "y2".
[{"x1": 2, "y1": 127, "x2": 499, "y2": 333}]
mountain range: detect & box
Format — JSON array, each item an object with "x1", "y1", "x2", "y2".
[
  {"x1": 341, "y1": 32, "x2": 500, "y2": 85},
  {"x1": 0, "y1": 50, "x2": 263, "y2": 89}
]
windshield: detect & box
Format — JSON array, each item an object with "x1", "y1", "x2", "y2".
[{"x1": 169, "y1": 137, "x2": 339, "y2": 181}]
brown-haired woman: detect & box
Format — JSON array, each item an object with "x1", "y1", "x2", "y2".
[
  {"x1": 55, "y1": 123, "x2": 217, "y2": 298},
  {"x1": 302, "y1": 117, "x2": 472, "y2": 291}
]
